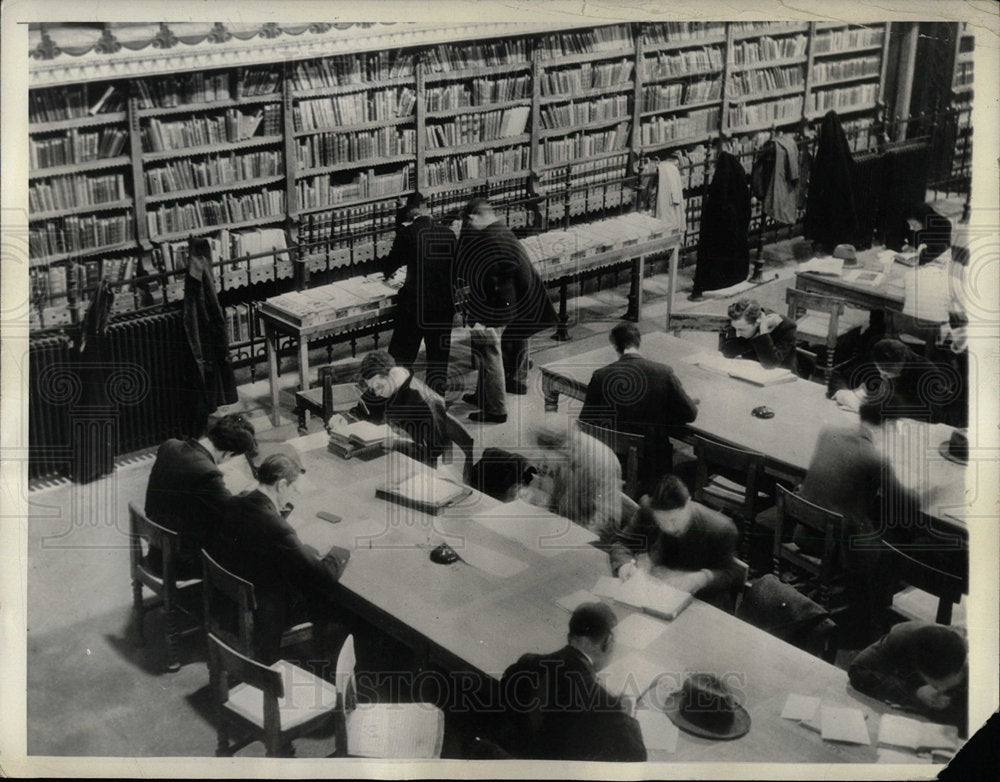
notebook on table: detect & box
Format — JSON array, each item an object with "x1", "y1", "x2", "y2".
[
  {"x1": 693, "y1": 353, "x2": 797, "y2": 387},
  {"x1": 591, "y1": 571, "x2": 694, "y2": 621}
]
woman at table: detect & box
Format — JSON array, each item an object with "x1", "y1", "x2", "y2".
[
  {"x1": 518, "y1": 417, "x2": 622, "y2": 540},
  {"x1": 212, "y1": 453, "x2": 350, "y2": 664}
]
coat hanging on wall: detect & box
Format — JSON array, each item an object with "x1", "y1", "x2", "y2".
[
  {"x1": 804, "y1": 110, "x2": 859, "y2": 254},
  {"x1": 692, "y1": 151, "x2": 751, "y2": 297}
]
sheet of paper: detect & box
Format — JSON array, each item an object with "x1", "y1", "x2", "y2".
[
  {"x1": 820, "y1": 705, "x2": 871, "y2": 745},
  {"x1": 286, "y1": 430, "x2": 330, "y2": 453},
  {"x1": 592, "y1": 575, "x2": 624, "y2": 600},
  {"x1": 454, "y1": 540, "x2": 529, "y2": 579},
  {"x1": 797, "y1": 256, "x2": 844, "y2": 276},
  {"x1": 636, "y1": 708, "x2": 679, "y2": 752},
  {"x1": 555, "y1": 589, "x2": 599, "y2": 613},
  {"x1": 781, "y1": 693, "x2": 821, "y2": 722},
  {"x1": 878, "y1": 714, "x2": 958, "y2": 752},
  {"x1": 845, "y1": 269, "x2": 886, "y2": 287},
  {"x1": 615, "y1": 612, "x2": 667, "y2": 650},
  {"x1": 877, "y1": 747, "x2": 931, "y2": 764},
  {"x1": 598, "y1": 653, "x2": 663, "y2": 700},
  {"x1": 474, "y1": 501, "x2": 597, "y2": 557},
  {"x1": 615, "y1": 571, "x2": 692, "y2": 618}
]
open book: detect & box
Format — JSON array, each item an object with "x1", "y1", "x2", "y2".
[
  {"x1": 877, "y1": 714, "x2": 959, "y2": 754},
  {"x1": 695, "y1": 353, "x2": 797, "y2": 387},
  {"x1": 376, "y1": 471, "x2": 472, "y2": 516},
  {"x1": 591, "y1": 571, "x2": 693, "y2": 621},
  {"x1": 328, "y1": 418, "x2": 390, "y2": 448}
]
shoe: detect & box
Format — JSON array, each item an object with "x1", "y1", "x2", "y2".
[
  {"x1": 469, "y1": 411, "x2": 507, "y2": 424},
  {"x1": 687, "y1": 292, "x2": 704, "y2": 302},
  {"x1": 505, "y1": 382, "x2": 528, "y2": 395},
  {"x1": 461, "y1": 393, "x2": 480, "y2": 407}
]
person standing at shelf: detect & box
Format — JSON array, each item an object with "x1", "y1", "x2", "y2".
[
  {"x1": 383, "y1": 193, "x2": 457, "y2": 398},
  {"x1": 719, "y1": 297, "x2": 799, "y2": 373},
  {"x1": 455, "y1": 198, "x2": 557, "y2": 424}
]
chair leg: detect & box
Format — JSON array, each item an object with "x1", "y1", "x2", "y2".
[
  {"x1": 935, "y1": 599, "x2": 954, "y2": 625},
  {"x1": 131, "y1": 579, "x2": 145, "y2": 645},
  {"x1": 215, "y1": 722, "x2": 232, "y2": 757},
  {"x1": 164, "y1": 607, "x2": 181, "y2": 672}
]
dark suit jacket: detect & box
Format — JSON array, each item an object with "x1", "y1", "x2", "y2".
[
  {"x1": 719, "y1": 311, "x2": 799, "y2": 373},
  {"x1": 499, "y1": 645, "x2": 646, "y2": 762},
  {"x1": 580, "y1": 352, "x2": 698, "y2": 493},
  {"x1": 608, "y1": 502, "x2": 742, "y2": 598},
  {"x1": 353, "y1": 372, "x2": 451, "y2": 466},
  {"x1": 455, "y1": 219, "x2": 557, "y2": 331},
  {"x1": 144, "y1": 438, "x2": 230, "y2": 578},
  {"x1": 213, "y1": 490, "x2": 349, "y2": 661},
  {"x1": 383, "y1": 215, "x2": 456, "y2": 326}
]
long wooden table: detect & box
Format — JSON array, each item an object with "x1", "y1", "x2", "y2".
[
  {"x1": 539, "y1": 332, "x2": 968, "y2": 532},
  {"x1": 796, "y1": 248, "x2": 906, "y2": 313},
  {"x1": 221, "y1": 442, "x2": 927, "y2": 764}
]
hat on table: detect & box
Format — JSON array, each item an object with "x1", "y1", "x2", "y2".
[
  {"x1": 833, "y1": 244, "x2": 858, "y2": 266},
  {"x1": 657, "y1": 673, "x2": 751, "y2": 740}
]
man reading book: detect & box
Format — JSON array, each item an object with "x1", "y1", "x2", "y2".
[
  {"x1": 608, "y1": 475, "x2": 742, "y2": 610},
  {"x1": 719, "y1": 297, "x2": 799, "y2": 374}
]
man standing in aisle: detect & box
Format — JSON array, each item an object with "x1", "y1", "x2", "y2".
[
  {"x1": 383, "y1": 193, "x2": 457, "y2": 398},
  {"x1": 456, "y1": 198, "x2": 557, "y2": 423}
]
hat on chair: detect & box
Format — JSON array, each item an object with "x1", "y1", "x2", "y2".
[
  {"x1": 655, "y1": 673, "x2": 751, "y2": 740},
  {"x1": 832, "y1": 244, "x2": 858, "y2": 266}
]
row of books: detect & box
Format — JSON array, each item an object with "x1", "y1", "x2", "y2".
[
  {"x1": 728, "y1": 65, "x2": 805, "y2": 98},
  {"x1": 643, "y1": 78, "x2": 722, "y2": 111},
  {"x1": 225, "y1": 302, "x2": 264, "y2": 345},
  {"x1": 291, "y1": 52, "x2": 417, "y2": 91},
  {"x1": 642, "y1": 47, "x2": 723, "y2": 80},
  {"x1": 145, "y1": 150, "x2": 284, "y2": 195},
  {"x1": 954, "y1": 62, "x2": 973, "y2": 88},
  {"x1": 237, "y1": 67, "x2": 283, "y2": 98},
  {"x1": 808, "y1": 83, "x2": 878, "y2": 113},
  {"x1": 731, "y1": 21, "x2": 804, "y2": 34},
  {"x1": 29, "y1": 172, "x2": 129, "y2": 214},
  {"x1": 813, "y1": 56, "x2": 881, "y2": 86},
  {"x1": 295, "y1": 88, "x2": 417, "y2": 131},
  {"x1": 727, "y1": 95, "x2": 803, "y2": 128},
  {"x1": 424, "y1": 76, "x2": 531, "y2": 111},
  {"x1": 145, "y1": 190, "x2": 285, "y2": 237},
  {"x1": 539, "y1": 96, "x2": 629, "y2": 130},
  {"x1": 540, "y1": 59, "x2": 634, "y2": 96},
  {"x1": 642, "y1": 21, "x2": 726, "y2": 45},
  {"x1": 295, "y1": 127, "x2": 417, "y2": 170},
  {"x1": 426, "y1": 106, "x2": 530, "y2": 147},
  {"x1": 152, "y1": 227, "x2": 290, "y2": 276},
  {"x1": 423, "y1": 146, "x2": 531, "y2": 185},
  {"x1": 28, "y1": 214, "x2": 135, "y2": 262},
  {"x1": 29, "y1": 127, "x2": 128, "y2": 170},
  {"x1": 423, "y1": 39, "x2": 531, "y2": 73},
  {"x1": 640, "y1": 108, "x2": 721, "y2": 146},
  {"x1": 535, "y1": 121, "x2": 631, "y2": 165},
  {"x1": 538, "y1": 24, "x2": 634, "y2": 60},
  {"x1": 839, "y1": 117, "x2": 878, "y2": 153},
  {"x1": 141, "y1": 107, "x2": 282, "y2": 152},
  {"x1": 731, "y1": 34, "x2": 808, "y2": 65},
  {"x1": 134, "y1": 73, "x2": 230, "y2": 110},
  {"x1": 536, "y1": 153, "x2": 628, "y2": 190},
  {"x1": 296, "y1": 165, "x2": 414, "y2": 210},
  {"x1": 29, "y1": 84, "x2": 124, "y2": 124},
  {"x1": 813, "y1": 26, "x2": 885, "y2": 54},
  {"x1": 300, "y1": 202, "x2": 400, "y2": 244}
]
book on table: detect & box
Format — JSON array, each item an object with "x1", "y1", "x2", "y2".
[
  {"x1": 329, "y1": 419, "x2": 390, "y2": 448},
  {"x1": 591, "y1": 571, "x2": 694, "y2": 621},
  {"x1": 877, "y1": 714, "x2": 959, "y2": 754},
  {"x1": 694, "y1": 353, "x2": 797, "y2": 387}
]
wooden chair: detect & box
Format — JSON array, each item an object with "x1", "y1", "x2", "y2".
[
  {"x1": 577, "y1": 420, "x2": 645, "y2": 499},
  {"x1": 294, "y1": 363, "x2": 362, "y2": 434},
  {"x1": 206, "y1": 633, "x2": 340, "y2": 757},
  {"x1": 785, "y1": 288, "x2": 857, "y2": 383},
  {"x1": 332, "y1": 635, "x2": 445, "y2": 758},
  {"x1": 692, "y1": 436, "x2": 772, "y2": 561},
  {"x1": 201, "y1": 550, "x2": 313, "y2": 661},
  {"x1": 881, "y1": 536, "x2": 968, "y2": 625},
  {"x1": 128, "y1": 503, "x2": 202, "y2": 672},
  {"x1": 667, "y1": 312, "x2": 731, "y2": 338},
  {"x1": 771, "y1": 486, "x2": 845, "y2": 610}
]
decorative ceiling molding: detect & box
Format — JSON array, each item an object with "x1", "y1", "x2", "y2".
[{"x1": 28, "y1": 21, "x2": 586, "y2": 87}]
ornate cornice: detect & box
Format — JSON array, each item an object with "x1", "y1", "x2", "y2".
[{"x1": 28, "y1": 21, "x2": 581, "y2": 87}]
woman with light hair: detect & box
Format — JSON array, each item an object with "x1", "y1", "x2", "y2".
[{"x1": 520, "y1": 415, "x2": 623, "y2": 539}]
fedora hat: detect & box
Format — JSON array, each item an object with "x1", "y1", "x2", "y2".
[
  {"x1": 832, "y1": 244, "x2": 858, "y2": 266},
  {"x1": 658, "y1": 673, "x2": 751, "y2": 740},
  {"x1": 938, "y1": 429, "x2": 968, "y2": 465}
]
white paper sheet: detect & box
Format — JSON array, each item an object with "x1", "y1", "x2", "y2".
[
  {"x1": 598, "y1": 653, "x2": 663, "y2": 700},
  {"x1": 615, "y1": 612, "x2": 667, "y2": 650},
  {"x1": 286, "y1": 430, "x2": 330, "y2": 453},
  {"x1": 781, "y1": 693, "x2": 821, "y2": 722},
  {"x1": 820, "y1": 705, "x2": 871, "y2": 745},
  {"x1": 453, "y1": 540, "x2": 529, "y2": 579},
  {"x1": 636, "y1": 708, "x2": 679, "y2": 752},
  {"x1": 555, "y1": 589, "x2": 599, "y2": 612},
  {"x1": 878, "y1": 714, "x2": 958, "y2": 752}
]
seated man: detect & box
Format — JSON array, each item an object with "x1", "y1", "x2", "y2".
[
  {"x1": 519, "y1": 416, "x2": 622, "y2": 539},
  {"x1": 144, "y1": 413, "x2": 258, "y2": 580},
  {"x1": 212, "y1": 453, "x2": 350, "y2": 664},
  {"x1": 499, "y1": 602, "x2": 646, "y2": 761},
  {"x1": 352, "y1": 350, "x2": 453, "y2": 467},
  {"x1": 849, "y1": 620, "x2": 968, "y2": 735},
  {"x1": 580, "y1": 321, "x2": 699, "y2": 496},
  {"x1": 719, "y1": 297, "x2": 798, "y2": 373},
  {"x1": 608, "y1": 475, "x2": 742, "y2": 609}
]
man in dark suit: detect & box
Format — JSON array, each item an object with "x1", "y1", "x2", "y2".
[
  {"x1": 212, "y1": 453, "x2": 350, "y2": 664},
  {"x1": 383, "y1": 193, "x2": 457, "y2": 398},
  {"x1": 580, "y1": 321, "x2": 699, "y2": 496},
  {"x1": 499, "y1": 603, "x2": 646, "y2": 761},
  {"x1": 144, "y1": 413, "x2": 258, "y2": 580},
  {"x1": 456, "y1": 198, "x2": 557, "y2": 423},
  {"x1": 719, "y1": 297, "x2": 799, "y2": 373}
]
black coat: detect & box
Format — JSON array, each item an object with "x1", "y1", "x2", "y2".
[
  {"x1": 693, "y1": 152, "x2": 751, "y2": 294},
  {"x1": 804, "y1": 110, "x2": 859, "y2": 252},
  {"x1": 499, "y1": 645, "x2": 647, "y2": 762},
  {"x1": 383, "y1": 215, "x2": 457, "y2": 326},
  {"x1": 455, "y1": 219, "x2": 557, "y2": 331}
]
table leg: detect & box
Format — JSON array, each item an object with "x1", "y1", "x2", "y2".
[
  {"x1": 665, "y1": 245, "x2": 678, "y2": 332},
  {"x1": 552, "y1": 281, "x2": 571, "y2": 341},
  {"x1": 541, "y1": 373, "x2": 559, "y2": 412},
  {"x1": 624, "y1": 253, "x2": 645, "y2": 322},
  {"x1": 298, "y1": 337, "x2": 311, "y2": 429},
  {"x1": 265, "y1": 324, "x2": 281, "y2": 427}
]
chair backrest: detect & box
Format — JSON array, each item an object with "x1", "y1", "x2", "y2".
[
  {"x1": 879, "y1": 538, "x2": 968, "y2": 624},
  {"x1": 772, "y1": 486, "x2": 843, "y2": 599},
  {"x1": 692, "y1": 436, "x2": 766, "y2": 519},
  {"x1": 202, "y1": 550, "x2": 257, "y2": 657},
  {"x1": 335, "y1": 634, "x2": 358, "y2": 713},
  {"x1": 785, "y1": 288, "x2": 847, "y2": 379},
  {"x1": 129, "y1": 502, "x2": 180, "y2": 589},
  {"x1": 207, "y1": 632, "x2": 284, "y2": 737},
  {"x1": 577, "y1": 420, "x2": 645, "y2": 499}
]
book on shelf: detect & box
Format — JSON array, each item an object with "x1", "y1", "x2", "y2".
[
  {"x1": 591, "y1": 571, "x2": 694, "y2": 621},
  {"x1": 88, "y1": 86, "x2": 117, "y2": 116}
]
